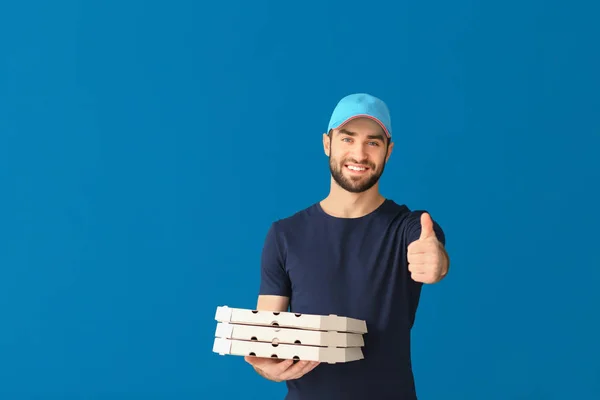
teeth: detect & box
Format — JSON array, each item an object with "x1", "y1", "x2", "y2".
[{"x1": 347, "y1": 165, "x2": 366, "y2": 171}]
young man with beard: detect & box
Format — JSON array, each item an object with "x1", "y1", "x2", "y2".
[{"x1": 244, "y1": 93, "x2": 450, "y2": 400}]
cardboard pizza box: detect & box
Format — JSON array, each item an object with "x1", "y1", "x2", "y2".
[
  {"x1": 215, "y1": 321, "x2": 364, "y2": 348},
  {"x1": 214, "y1": 306, "x2": 368, "y2": 334},
  {"x1": 213, "y1": 337, "x2": 364, "y2": 364}
]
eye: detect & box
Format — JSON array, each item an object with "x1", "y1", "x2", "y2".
[{"x1": 368, "y1": 141, "x2": 380, "y2": 146}]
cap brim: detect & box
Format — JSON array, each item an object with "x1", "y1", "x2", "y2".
[{"x1": 331, "y1": 114, "x2": 391, "y2": 138}]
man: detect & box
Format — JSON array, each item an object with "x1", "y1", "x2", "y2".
[{"x1": 244, "y1": 93, "x2": 450, "y2": 399}]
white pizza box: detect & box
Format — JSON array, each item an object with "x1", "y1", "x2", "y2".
[
  {"x1": 215, "y1": 322, "x2": 364, "y2": 347},
  {"x1": 213, "y1": 337, "x2": 364, "y2": 364},
  {"x1": 214, "y1": 306, "x2": 368, "y2": 334}
]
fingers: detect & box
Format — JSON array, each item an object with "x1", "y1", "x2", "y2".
[
  {"x1": 244, "y1": 356, "x2": 294, "y2": 372},
  {"x1": 244, "y1": 355, "x2": 265, "y2": 367},
  {"x1": 408, "y1": 240, "x2": 438, "y2": 255},
  {"x1": 408, "y1": 248, "x2": 440, "y2": 267},
  {"x1": 297, "y1": 361, "x2": 319, "y2": 377},
  {"x1": 291, "y1": 361, "x2": 319, "y2": 380},
  {"x1": 409, "y1": 262, "x2": 441, "y2": 283},
  {"x1": 408, "y1": 263, "x2": 426, "y2": 274},
  {"x1": 272, "y1": 358, "x2": 296, "y2": 375},
  {"x1": 277, "y1": 360, "x2": 320, "y2": 381},
  {"x1": 407, "y1": 253, "x2": 427, "y2": 264},
  {"x1": 245, "y1": 356, "x2": 320, "y2": 381},
  {"x1": 276, "y1": 360, "x2": 311, "y2": 380}
]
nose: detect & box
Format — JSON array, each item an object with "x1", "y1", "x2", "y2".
[{"x1": 350, "y1": 143, "x2": 368, "y2": 163}]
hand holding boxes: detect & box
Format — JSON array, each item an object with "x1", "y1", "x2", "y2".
[{"x1": 212, "y1": 306, "x2": 368, "y2": 364}]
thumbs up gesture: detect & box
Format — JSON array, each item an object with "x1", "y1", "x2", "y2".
[{"x1": 407, "y1": 213, "x2": 448, "y2": 284}]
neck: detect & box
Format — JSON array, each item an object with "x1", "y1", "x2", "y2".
[{"x1": 320, "y1": 181, "x2": 386, "y2": 218}]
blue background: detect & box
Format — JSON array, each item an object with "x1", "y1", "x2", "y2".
[{"x1": 1, "y1": 1, "x2": 599, "y2": 399}]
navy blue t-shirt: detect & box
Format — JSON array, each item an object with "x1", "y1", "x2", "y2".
[{"x1": 258, "y1": 199, "x2": 446, "y2": 400}]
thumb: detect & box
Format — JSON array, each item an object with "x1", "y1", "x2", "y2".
[{"x1": 419, "y1": 212, "x2": 436, "y2": 240}]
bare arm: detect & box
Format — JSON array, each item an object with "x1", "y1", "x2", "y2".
[
  {"x1": 256, "y1": 295, "x2": 289, "y2": 312},
  {"x1": 247, "y1": 224, "x2": 320, "y2": 381},
  {"x1": 246, "y1": 295, "x2": 319, "y2": 381},
  {"x1": 248, "y1": 295, "x2": 291, "y2": 381}
]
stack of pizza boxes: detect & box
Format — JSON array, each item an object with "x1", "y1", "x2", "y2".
[{"x1": 212, "y1": 305, "x2": 368, "y2": 364}]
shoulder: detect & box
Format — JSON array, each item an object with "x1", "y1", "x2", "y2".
[
  {"x1": 260, "y1": 204, "x2": 322, "y2": 259},
  {"x1": 379, "y1": 199, "x2": 418, "y2": 226},
  {"x1": 383, "y1": 199, "x2": 446, "y2": 244},
  {"x1": 269, "y1": 202, "x2": 322, "y2": 232},
  {"x1": 259, "y1": 203, "x2": 318, "y2": 248}
]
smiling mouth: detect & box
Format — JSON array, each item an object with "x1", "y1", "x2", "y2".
[{"x1": 345, "y1": 164, "x2": 370, "y2": 173}]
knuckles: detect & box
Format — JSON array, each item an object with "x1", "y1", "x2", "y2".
[
  {"x1": 408, "y1": 240, "x2": 439, "y2": 254},
  {"x1": 412, "y1": 273, "x2": 437, "y2": 284}
]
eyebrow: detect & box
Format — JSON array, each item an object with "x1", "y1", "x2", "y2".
[{"x1": 338, "y1": 128, "x2": 385, "y2": 142}]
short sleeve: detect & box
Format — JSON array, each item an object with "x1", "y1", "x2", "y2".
[
  {"x1": 406, "y1": 210, "x2": 446, "y2": 246},
  {"x1": 259, "y1": 222, "x2": 292, "y2": 297}
]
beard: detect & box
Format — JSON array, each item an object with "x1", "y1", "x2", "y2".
[{"x1": 329, "y1": 155, "x2": 386, "y2": 193}]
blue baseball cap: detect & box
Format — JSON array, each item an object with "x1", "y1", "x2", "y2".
[{"x1": 327, "y1": 93, "x2": 392, "y2": 138}]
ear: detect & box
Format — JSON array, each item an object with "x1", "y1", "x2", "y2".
[
  {"x1": 323, "y1": 132, "x2": 331, "y2": 156},
  {"x1": 385, "y1": 141, "x2": 394, "y2": 163}
]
